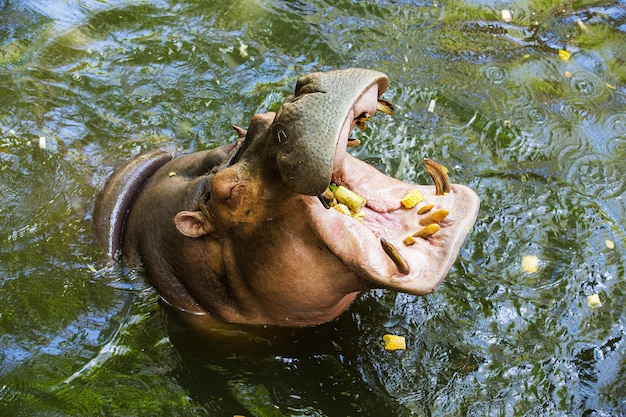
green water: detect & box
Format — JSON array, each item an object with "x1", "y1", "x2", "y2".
[{"x1": 1, "y1": 0, "x2": 625, "y2": 415}]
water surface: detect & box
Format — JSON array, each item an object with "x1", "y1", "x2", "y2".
[{"x1": 1, "y1": 0, "x2": 625, "y2": 415}]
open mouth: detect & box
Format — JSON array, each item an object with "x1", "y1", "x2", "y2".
[{"x1": 303, "y1": 81, "x2": 480, "y2": 295}]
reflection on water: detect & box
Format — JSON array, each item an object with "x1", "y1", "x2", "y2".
[{"x1": 1, "y1": 0, "x2": 625, "y2": 415}]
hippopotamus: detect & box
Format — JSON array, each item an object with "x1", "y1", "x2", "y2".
[{"x1": 94, "y1": 68, "x2": 479, "y2": 327}]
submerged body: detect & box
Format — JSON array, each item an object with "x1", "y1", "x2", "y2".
[{"x1": 94, "y1": 69, "x2": 480, "y2": 327}]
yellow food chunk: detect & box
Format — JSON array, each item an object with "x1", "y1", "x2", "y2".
[
  {"x1": 401, "y1": 190, "x2": 424, "y2": 209},
  {"x1": 332, "y1": 203, "x2": 351, "y2": 216},
  {"x1": 331, "y1": 185, "x2": 366, "y2": 213},
  {"x1": 521, "y1": 255, "x2": 539, "y2": 273},
  {"x1": 382, "y1": 334, "x2": 406, "y2": 351},
  {"x1": 352, "y1": 209, "x2": 366, "y2": 224},
  {"x1": 559, "y1": 49, "x2": 571, "y2": 61},
  {"x1": 587, "y1": 294, "x2": 602, "y2": 309},
  {"x1": 403, "y1": 235, "x2": 416, "y2": 246}
]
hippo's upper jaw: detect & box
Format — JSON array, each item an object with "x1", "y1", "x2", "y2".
[{"x1": 95, "y1": 68, "x2": 479, "y2": 327}]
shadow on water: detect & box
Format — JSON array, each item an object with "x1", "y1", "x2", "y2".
[{"x1": 1, "y1": 0, "x2": 625, "y2": 416}]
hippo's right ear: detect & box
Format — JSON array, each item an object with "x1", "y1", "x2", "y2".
[{"x1": 174, "y1": 211, "x2": 214, "y2": 238}]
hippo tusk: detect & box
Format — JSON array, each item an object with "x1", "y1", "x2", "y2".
[
  {"x1": 424, "y1": 158, "x2": 451, "y2": 195},
  {"x1": 380, "y1": 238, "x2": 411, "y2": 275}
]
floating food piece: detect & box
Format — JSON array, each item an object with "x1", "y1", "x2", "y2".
[
  {"x1": 501, "y1": 9, "x2": 512, "y2": 22},
  {"x1": 400, "y1": 190, "x2": 424, "y2": 209},
  {"x1": 380, "y1": 238, "x2": 410, "y2": 275},
  {"x1": 424, "y1": 158, "x2": 450, "y2": 195},
  {"x1": 377, "y1": 98, "x2": 395, "y2": 115},
  {"x1": 427, "y1": 99, "x2": 436, "y2": 113},
  {"x1": 605, "y1": 239, "x2": 615, "y2": 249},
  {"x1": 586, "y1": 294, "x2": 602, "y2": 309},
  {"x1": 419, "y1": 208, "x2": 449, "y2": 226},
  {"x1": 413, "y1": 223, "x2": 440, "y2": 239},
  {"x1": 330, "y1": 184, "x2": 366, "y2": 213},
  {"x1": 417, "y1": 203, "x2": 435, "y2": 214},
  {"x1": 403, "y1": 235, "x2": 416, "y2": 246},
  {"x1": 521, "y1": 255, "x2": 539, "y2": 273},
  {"x1": 559, "y1": 49, "x2": 571, "y2": 61},
  {"x1": 382, "y1": 334, "x2": 406, "y2": 351},
  {"x1": 168, "y1": 171, "x2": 177, "y2": 177},
  {"x1": 38, "y1": 136, "x2": 46, "y2": 150},
  {"x1": 565, "y1": 71, "x2": 571, "y2": 78}
]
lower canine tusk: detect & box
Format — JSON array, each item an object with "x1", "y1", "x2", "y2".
[
  {"x1": 380, "y1": 238, "x2": 410, "y2": 275},
  {"x1": 424, "y1": 158, "x2": 451, "y2": 195}
]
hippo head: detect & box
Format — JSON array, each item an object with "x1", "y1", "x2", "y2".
[{"x1": 94, "y1": 69, "x2": 479, "y2": 327}]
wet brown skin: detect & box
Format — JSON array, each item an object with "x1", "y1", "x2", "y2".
[{"x1": 95, "y1": 69, "x2": 480, "y2": 327}]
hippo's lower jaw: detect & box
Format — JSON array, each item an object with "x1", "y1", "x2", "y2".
[{"x1": 306, "y1": 155, "x2": 479, "y2": 296}]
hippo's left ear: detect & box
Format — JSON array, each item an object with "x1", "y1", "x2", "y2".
[{"x1": 174, "y1": 211, "x2": 213, "y2": 238}]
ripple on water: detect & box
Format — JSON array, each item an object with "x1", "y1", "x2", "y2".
[
  {"x1": 567, "y1": 71, "x2": 611, "y2": 101},
  {"x1": 482, "y1": 65, "x2": 509, "y2": 85},
  {"x1": 549, "y1": 124, "x2": 588, "y2": 166},
  {"x1": 605, "y1": 112, "x2": 626, "y2": 138},
  {"x1": 561, "y1": 99, "x2": 599, "y2": 127},
  {"x1": 562, "y1": 153, "x2": 625, "y2": 200}
]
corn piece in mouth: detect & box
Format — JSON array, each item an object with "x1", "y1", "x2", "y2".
[
  {"x1": 400, "y1": 190, "x2": 424, "y2": 209},
  {"x1": 329, "y1": 184, "x2": 366, "y2": 213}
]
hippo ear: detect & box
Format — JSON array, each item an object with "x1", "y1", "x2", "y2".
[{"x1": 174, "y1": 211, "x2": 213, "y2": 238}]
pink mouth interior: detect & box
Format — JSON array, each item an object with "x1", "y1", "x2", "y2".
[{"x1": 305, "y1": 84, "x2": 480, "y2": 295}]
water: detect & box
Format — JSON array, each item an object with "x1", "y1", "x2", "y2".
[{"x1": 1, "y1": 0, "x2": 625, "y2": 415}]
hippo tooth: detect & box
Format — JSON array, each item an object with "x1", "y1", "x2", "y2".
[
  {"x1": 417, "y1": 203, "x2": 435, "y2": 214},
  {"x1": 376, "y1": 98, "x2": 395, "y2": 115},
  {"x1": 419, "y1": 209, "x2": 449, "y2": 226},
  {"x1": 380, "y1": 238, "x2": 411, "y2": 275},
  {"x1": 355, "y1": 112, "x2": 371, "y2": 131},
  {"x1": 424, "y1": 158, "x2": 451, "y2": 195},
  {"x1": 412, "y1": 223, "x2": 441, "y2": 239},
  {"x1": 347, "y1": 138, "x2": 361, "y2": 147}
]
